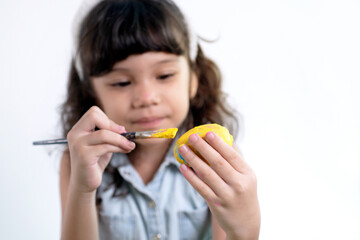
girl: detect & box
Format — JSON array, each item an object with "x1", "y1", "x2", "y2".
[{"x1": 60, "y1": 0, "x2": 260, "y2": 239}]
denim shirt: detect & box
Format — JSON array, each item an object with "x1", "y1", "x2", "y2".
[{"x1": 97, "y1": 144, "x2": 212, "y2": 240}]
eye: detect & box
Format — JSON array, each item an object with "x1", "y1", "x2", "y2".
[
  {"x1": 110, "y1": 81, "x2": 131, "y2": 87},
  {"x1": 157, "y1": 73, "x2": 175, "y2": 80}
]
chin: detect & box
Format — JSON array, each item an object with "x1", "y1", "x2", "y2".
[{"x1": 134, "y1": 138, "x2": 173, "y2": 146}]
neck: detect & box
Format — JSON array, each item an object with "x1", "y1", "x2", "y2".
[{"x1": 128, "y1": 139, "x2": 173, "y2": 184}]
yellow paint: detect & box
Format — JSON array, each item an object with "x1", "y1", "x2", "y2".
[
  {"x1": 173, "y1": 124, "x2": 233, "y2": 165},
  {"x1": 150, "y1": 128, "x2": 178, "y2": 138}
]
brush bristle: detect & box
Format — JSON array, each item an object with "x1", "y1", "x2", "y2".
[{"x1": 150, "y1": 128, "x2": 178, "y2": 138}]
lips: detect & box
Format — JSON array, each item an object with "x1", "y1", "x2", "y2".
[{"x1": 131, "y1": 116, "x2": 166, "y2": 128}]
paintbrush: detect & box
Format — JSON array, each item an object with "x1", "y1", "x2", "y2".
[{"x1": 32, "y1": 128, "x2": 178, "y2": 145}]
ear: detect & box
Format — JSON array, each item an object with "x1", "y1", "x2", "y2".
[{"x1": 189, "y1": 71, "x2": 198, "y2": 99}]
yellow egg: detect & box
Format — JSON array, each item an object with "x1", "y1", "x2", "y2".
[{"x1": 173, "y1": 123, "x2": 233, "y2": 166}]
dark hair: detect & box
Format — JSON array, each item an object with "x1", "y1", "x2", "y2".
[{"x1": 60, "y1": 0, "x2": 239, "y2": 199}]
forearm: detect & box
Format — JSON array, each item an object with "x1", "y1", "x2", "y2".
[
  {"x1": 212, "y1": 215, "x2": 260, "y2": 240},
  {"x1": 61, "y1": 186, "x2": 99, "y2": 240},
  {"x1": 226, "y1": 228, "x2": 260, "y2": 240},
  {"x1": 226, "y1": 208, "x2": 261, "y2": 240}
]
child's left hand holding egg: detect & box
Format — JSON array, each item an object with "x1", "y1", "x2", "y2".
[{"x1": 178, "y1": 131, "x2": 260, "y2": 239}]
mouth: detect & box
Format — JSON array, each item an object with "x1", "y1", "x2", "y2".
[{"x1": 132, "y1": 116, "x2": 166, "y2": 129}]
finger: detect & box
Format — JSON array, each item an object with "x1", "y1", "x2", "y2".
[
  {"x1": 89, "y1": 144, "x2": 133, "y2": 158},
  {"x1": 86, "y1": 144, "x2": 133, "y2": 171},
  {"x1": 85, "y1": 129, "x2": 135, "y2": 152},
  {"x1": 179, "y1": 144, "x2": 230, "y2": 197},
  {"x1": 71, "y1": 106, "x2": 125, "y2": 135},
  {"x1": 187, "y1": 133, "x2": 239, "y2": 184},
  {"x1": 205, "y1": 131, "x2": 250, "y2": 173},
  {"x1": 179, "y1": 164, "x2": 218, "y2": 202}
]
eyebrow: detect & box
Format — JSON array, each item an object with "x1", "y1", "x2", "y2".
[
  {"x1": 111, "y1": 57, "x2": 180, "y2": 72},
  {"x1": 153, "y1": 58, "x2": 180, "y2": 66}
]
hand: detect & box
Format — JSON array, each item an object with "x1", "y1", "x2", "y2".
[
  {"x1": 178, "y1": 132, "x2": 260, "y2": 240},
  {"x1": 66, "y1": 106, "x2": 135, "y2": 194}
]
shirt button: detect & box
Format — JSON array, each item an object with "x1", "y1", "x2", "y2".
[
  {"x1": 153, "y1": 233, "x2": 162, "y2": 240},
  {"x1": 148, "y1": 200, "x2": 156, "y2": 208}
]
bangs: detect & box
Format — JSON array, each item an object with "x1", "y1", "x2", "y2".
[{"x1": 80, "y1": 0, "x2": 188, "y2": 78}]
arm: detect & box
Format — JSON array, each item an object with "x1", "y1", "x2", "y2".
[
  {"x1": 60, "y1": 152, "x2": 99, "y2": 240},
  {"x1": 179, "y1": 132, "x2": 260, "y2": 240},
  {"x1": 59, "y1": 106, "x2": 135, "y2": 240},
  {"x1": 212, "y1": 214, "x2": 227, "y2": 240}
]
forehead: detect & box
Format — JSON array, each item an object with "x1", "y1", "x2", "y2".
[{"x1": 111, "y1": 52, "x2": 188, "y2": 71}]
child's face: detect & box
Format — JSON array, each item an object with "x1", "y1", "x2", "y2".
[{"x1": 91, "y1": 51, "x2": 198, "y2": 133}]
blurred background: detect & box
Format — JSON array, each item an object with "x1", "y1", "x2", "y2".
[{"x1": 1, "y1": 0, "x2": 359, "y2": 239}]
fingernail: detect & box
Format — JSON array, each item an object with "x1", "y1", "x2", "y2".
[
  {"x1": 206, "y1": 131, "x2": 215, "y2": 140},
  {"x1": 188, "y1": 134, "x2": 199, "y2": 144},
  {"x1": 128, "y1": 141, "x2": 136, "y2": 149},
  {"x1": 116, "y1": 125, "x2": 126, "y2": 133},
  {"x1": 180, "y1": 164, "x2": 188, "y2": 176},
  {"x1": 179, "y1": 144, "x2": 189, "y2": 153}
]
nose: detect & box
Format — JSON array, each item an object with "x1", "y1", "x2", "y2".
[{"x1": 132, "y1": 81, "x2": 160, "y2": 108}]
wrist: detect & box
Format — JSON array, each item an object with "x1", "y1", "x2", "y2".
[
  {"x1": 226, "y1": 224, "x2": 260, "y2": 240},
  {"x1": 68, "y1": 179, "x2": 97, "y2": 203},
  {"x1": 69, "y1": 169, "x2": 101, "y2": 192},
  {"x1": 226, "y1": 215, "x2": 261, "y2": 240},
  {"x1": 226, "y1": 231, "x2": 259, "y2": 240}
]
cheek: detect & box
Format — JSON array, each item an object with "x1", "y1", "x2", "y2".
[
  {"x1": 166, "y1": 80, "x2": 190, "y2": 102},
  {"x1": 103, "y1": 104, "x2": 129, "y2": 125},
  {"x1": 97, "y1": 94, "x2": 128, "y2": 120},
  {"x1": 167, "y1": 82, "x2": 191, "y2": 116}
]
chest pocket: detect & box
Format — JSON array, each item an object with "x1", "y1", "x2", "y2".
[
  {"x1": 178, "y1": 206, "x2": 212, "y2": 240},
  {"x1": 98, "y1": 212, "x2": 140, "y2": 240}
]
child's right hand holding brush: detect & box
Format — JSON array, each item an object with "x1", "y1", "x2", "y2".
[
  {"x1": 66, "y1": 106, "x2": 135, "y2": 194},
  {"x1": 60, "y1": 106, "x2": 135, "y2": 240}
]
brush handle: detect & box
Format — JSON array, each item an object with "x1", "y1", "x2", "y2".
[
  {"x1": 32, "y1": 138, "x2": 69, "y2": 145},
  {"x1": 33, "y1": 128, "x2": 177, "y2": 145},
  {"x1": 33, "y1": 132, "x2": 132, "y2": 145},
  {"x1": 120, "y1": 132, "x2": 136, "y2": 140}
]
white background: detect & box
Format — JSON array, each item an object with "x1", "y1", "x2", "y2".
[{"x1": 1, "y1": 0, "x2": 359, "y2": 239}]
